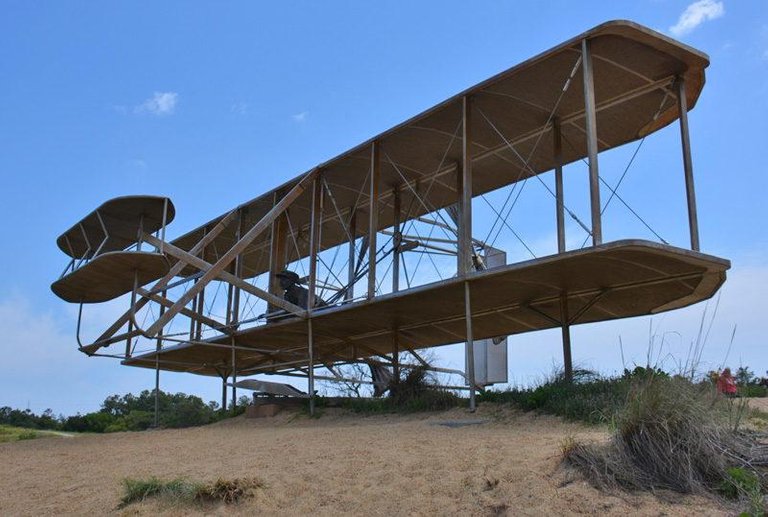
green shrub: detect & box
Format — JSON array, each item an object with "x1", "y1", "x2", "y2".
[
  {"x1": 119, "y1": 476, "x2": 262, "y2": 508},
  {"x1": 739, "y1": 385, "x2": 768, "y2": 398},
  {"x1": 17, "y1": 430, "x2": 38, "y2": 440},
  {"x1": 720, "y1": 467, "x2": 761, "y2": 499},
  {"x1": 478, "y1": 369, "x2": 629, "y2": 424}
]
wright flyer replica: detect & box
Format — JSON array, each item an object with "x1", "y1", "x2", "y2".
[{"x1": 52, "y1": 21, "x2": 730, "y2": 412}]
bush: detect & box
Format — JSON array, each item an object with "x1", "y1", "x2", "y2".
[
  {"x1": 63, "y1": 411, "x2": 117, "y2": 433},
  {"x1": 563, "y1": 374, "x2": 768, "y2": 507},
  {"x1": 119, "y1": 476, "x2": 263, "y2": 508},
  {"x1": 343, "y1": 367, "x2": 460, "y2": 414},
  {"x1": 478, "y1": 369, "x2": 629, "y2": 424}
]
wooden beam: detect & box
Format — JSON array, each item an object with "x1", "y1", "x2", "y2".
[
  {"x1": 392, "y1": 187, "x2": 401, "y2": 293},
  {"x1": 368, "y1": 141, "x2": 380, "y2": 299},
  {"x1": 93, "y1": 211, "x2": 238, "y2": 348},
  {"x1": 458, "y1": 95, "x2": 473, "y2": 276},
  {"x1": 143, "y1": 169, "x2": 317, "y2": 337},
  {"x1": 676, "y1": 76, "x2": 700, "y2": 251},
  {"x1": 582, "y1": 38, "x2": 602, "y2": 245},
  {"x1": 553, "y1": 118, "x2": 566, "y2": 253},
  {"x1": 308, "y1": 177, "x2": 322, "y2": 311},
  {"x1": 136, "y1": 287, "x2": 230, "y2": 335},
  {"x1": 267, "y1": 194, "x2": 288, "y2": 313},
  {"x1": 346, "y1": 210, "x2": 356, "y2": 302},
  {"x1": 144, "y1": 235, "x2": 306, "y2": 317}
]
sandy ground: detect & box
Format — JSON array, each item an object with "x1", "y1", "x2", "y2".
[{"x1": 0, "y1": 404, "x2": 730, "y2": 516}]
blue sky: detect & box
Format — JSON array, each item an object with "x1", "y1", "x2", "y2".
[{"x1": 1, "y1": 1, "x2": 766, "y2": 415}]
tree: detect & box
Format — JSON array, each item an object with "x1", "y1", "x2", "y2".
[{"x1": 735, "y1": 366, "x2": 755, "y2": 386}]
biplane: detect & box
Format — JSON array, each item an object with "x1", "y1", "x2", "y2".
[{"x1": 52, "y1": 20, "x2": 729, "y2": 413}]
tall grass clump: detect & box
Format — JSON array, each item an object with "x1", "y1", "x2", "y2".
[
  {"x1": 119, "y1": 476, "x2": 263, "y2": 508},
  {"x1": 563, "y1": 372, "x2": 768, "y2": 508},
  {"x1": 478, "y1": 368, "x2": 631, "y2": 424}
]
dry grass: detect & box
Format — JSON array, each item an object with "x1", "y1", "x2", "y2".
[{"x1": 562, "y1": 375, "x2": 768, "y2": 514}]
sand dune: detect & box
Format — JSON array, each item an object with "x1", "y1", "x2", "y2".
[{"x1": 0, "y1": 405, "x2": 727, "y2": 516}]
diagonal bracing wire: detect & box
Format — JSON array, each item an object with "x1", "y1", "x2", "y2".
[
  {"x1": 480, "y1": 54, "x2": 585, "y2": 246},
  {"x1": 477, "y1": 107, "x2": 593, "y2": 237}
]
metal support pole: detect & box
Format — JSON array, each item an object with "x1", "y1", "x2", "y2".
[
  {"x1": 559, "y1": 293, "x2": 573, "y2": 383},
  {"x1": 154, "y1": 290, "x2": 165, "y2": 428},
  {"x1": 676, "y1": 76, "x2": 700, "y2": 251},
  {"x1": 308, "y1": 318, "x2": 315, "y2": 415},
  {"x1": 390, "y1": 183, "x2": 401, "y2": 382},
  {"x1": 268, "y1": 194, "x2": 288, "y2": 313},
  {"x1": 346, "y1": 210, "x2": 356, "y2": 302},
  {"x1": 188, "y1": 280, "x2": 198, "y2": 340},
  {"x1": 460, "y1": 95, "x2": 477, "y2": 412},
  {"x1": 221, "y1": 376, "x2": 227, "y2": 412},
  {"x1": 458, "y1": 95, "x2": 473, "y2": 276},
  {"x1": 368, "y1": 141, "x2": 380, "y2": 299},
  {"x1": 307, "y1": 177, "x2": 323, "y2": 416},
  {"x1": 553, "y1": 118, "x2": 566, "y2": 253},
  {"x1": 231, "y1": 339, "x2": 237, "y2": 410},
  {"x1": 195, "y1": 287, "x2": 205, "y2": 340},
  {"x1": 464, "y1": 281, "x2": 477, "y2": 412},
  {"x1": 392, "y1": 187, "x2": 401, "y2": 293},
  {"x1": 582, "y1": 38, "x2": 602, "y2": 246},
  {"x1": 125, "y1": 270, "x2": 138, "y2": 358}
]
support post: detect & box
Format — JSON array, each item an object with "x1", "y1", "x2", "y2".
[
  {"x1": 221, "y1": 375, "x2": 227, "y2": 412},
  {"x1": 391, "y1": 187, "x2": 401, "y2": 376},
  {"x1": 154, "y1": 290, "x2": 165, "y2": 428},
  {"x1": 231, "y1": 341, "x2": 237, "y2": 411},
  {"x1": 553, "y1": 118, "x2": 566, "y2": 253},
  {"x1": 195, "y1": 287, "x2": 205, "y2": 340},
  {"x1": 268, "y1": 195, "x2": 288, "y2": 313},
  {"x1": 582, "y1": 38, "x2": 602, "y2": 246},
  {"x1": 458, "y1": 95, "x2": 473, "y2": 276},
  {"x1": 125, "y1": 271, "x2": 138, "y2": 358},
  {"x1": 368, "y1": 141, "x2": 380, "y2": 299},
  {"x1": 392, "y1": 187, "x2": 401, "y2": 293},
  {"x1": 307, "y1": 176, "x2": 323, "y2": 416},
  {"x1": 676, "y1": 76, "x2": 700, "y2": 251},
  {"x1": 460, "y1": 95, "x2": 477, "y2": 412},
  {"x1": 464, "y1": 281, "x2": 477, "y2": 412},
  {"x1": 559, "y1": 293, "x2": 573, "y2": 383},
  {"x1": 346, "y1": 210, "x2": 356, "y2": 302}
]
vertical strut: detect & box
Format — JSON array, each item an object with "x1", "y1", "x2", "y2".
[
  {"x1": 458, "y1": 96, "x2": 473, "y2": 276},
  {"x1": 464, "y1": 281, "x2": 477, "y2": 412},
  {"x1": 392, "y1": 187, "x2": 401, "y2": 383},
  {"x1": 553, "y1": 118, "x2": 566, "y2": 254},
  {"x1": 582, "y1": 38, "x2": 602, "y2": 246},
  {"x1": 268, "y1": 192, "x2": 288, "y2": 313},
  {"x1": 346, "y1": 210, "x2": 356, "y2": 302},
  {"x1": 307, "y1": 176, "x2": 323, "y2": 416},
  {"x1": 221, "y1": 375, "x2": 227, "y2": 412},
  {"x1": 368, "y1": 141, "x2": 380, "y2": 299},
  {"x1": 559, "y1": 293, "x2": 573, "y2": 383},
  {"x1": 154, "y1": 289, "x2": 165, "y2": 428},
  {"x1": 676, "y1": 76, "x2": 700, "y2": 251},
  {"x1": 460, "y1": 95, "x2": 477, "y2": 411}
]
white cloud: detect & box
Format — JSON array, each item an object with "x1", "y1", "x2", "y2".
[
  {"x1": 670, "y1": 0, "x2": 725, "y2": 37},
  {"x1": 135, "y1": 91, "x2": 178, "y2": 116},
  {"x1": 231, "y1": 102, "x2": 249, "y2": 115},
  {"x1": 292, "y1": 111, "x2": 308, "y2": 122}
]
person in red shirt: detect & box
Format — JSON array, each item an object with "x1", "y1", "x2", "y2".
[{"x1": 716, "y1": 368, "x2": 738, "y2": 397}]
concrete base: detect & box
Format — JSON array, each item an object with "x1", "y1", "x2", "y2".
[{"x1": 245, "y1": 404, "x2": 282, "y2": 418}]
